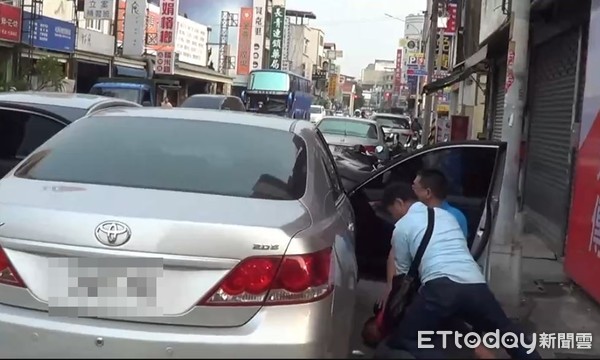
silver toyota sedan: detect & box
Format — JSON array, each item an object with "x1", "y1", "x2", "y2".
[{"x1": 0, "y1": 107, "x2": 507, "y2": 358}]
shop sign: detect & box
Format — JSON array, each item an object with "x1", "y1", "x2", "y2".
[
  {"x1": 84, "y1": 0, "x2": 115, "y2": 20},
  {"x1": 22, "y1": 13, "x2": 75, "y2": 53},
  {"x1": 76, "y1": 27, "x2": 114, "y2": 56},
  {"x1": 155, "y1": 0, "x2": 179, "y2": 75},
  {"x1": 268, "y1": 5, "x2": 285, "y2": 70},
  {"x1": 0, "y1": 3, "x2": 21, "y2": 43},
  {"x1": 250, "y1": 0, "x2": 265, "y2": 70}
]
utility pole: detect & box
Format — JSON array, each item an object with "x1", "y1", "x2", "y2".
[
  {"x1": 491, "y1": 0, "x2": 531, "y2": 313},
  {"x1": 422, "y1": 0, "x2": 438, "y2": 142}
]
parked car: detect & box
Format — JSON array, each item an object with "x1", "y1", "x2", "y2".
[
  {"x1": 0, "y1": 106, "x2": 506, "y2": 357},
  {"x1": 317, "y1": 116, "x2": 391, "y2": 161},
  {"x1": 0, "y1": 92, "x2": 141, "y2": 176},
  {"x1": 372, "y1": 113, "x2": 414, "y2": 153},
  {"x1": 180, "y1": 94, "x2": 246, "y2": 111},
  {"x1": 310, "y1": 105, "x2": 326, "y2": 123}
]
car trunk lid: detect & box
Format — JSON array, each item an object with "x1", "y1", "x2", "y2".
[{"x1": 0, "y1": 178, "x2": 311, "y2": 327}]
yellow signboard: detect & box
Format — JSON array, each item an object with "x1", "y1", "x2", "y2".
[
  {"x1": 328, "y1": 74, "x2": 338, "y2": 98},
  {"x1": 437, "y1": 104, "x2": 450, "y2": 112}
]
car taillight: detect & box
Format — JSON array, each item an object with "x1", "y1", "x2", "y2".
[
  {"x1": 364, "y1": 145, "x2": 376, "y2": 154},
  {"x1": 200, "y1": 248, "x2": 333, "y2": 306},
  {"x1": 0, "y1": 247, "x2": 24, "y2": 287}
]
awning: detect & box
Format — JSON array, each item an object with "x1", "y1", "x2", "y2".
[
  {"x1": 20, "y1": 49, "x2": 69, "y2": 62},
  {"x1": 422, "y1": 45, "x2": 488, "y2": 94},
  {"x1": 74, "y1": 52, "x2": 111, "y2": 65},
  {"x1": 175, "y1": 62, "x2": 233, "y2": 85}
]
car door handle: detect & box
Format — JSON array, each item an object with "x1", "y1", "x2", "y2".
[{"x1": 347, "y1": 223, "x2": 355, "y2": 232}]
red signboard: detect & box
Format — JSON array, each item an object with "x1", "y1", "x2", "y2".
[
  {"x1": 237, "y1": 7, "x2": 253, "y2": 75},
  {"x1": 444, "y1": 0, "x2": 458, "y2": 35},
  {"x1": 393, "y1": 48, "x2": 402, "y2": 93},
  {"x1": 0, "y1": 3, "x2": 21, "y2": 43}
]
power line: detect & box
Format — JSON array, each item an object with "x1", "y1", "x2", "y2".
[{"x1": 202, "y1": 17, "x2": 412, "y2": 28}]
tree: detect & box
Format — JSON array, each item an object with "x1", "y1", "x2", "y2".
[{"x1": 9, "y1": 56, "x2": 66, "y2": 91}]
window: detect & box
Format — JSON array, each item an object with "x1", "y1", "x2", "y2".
[
  {"x1": 248, "y1": 71, "x2": 290, "y2": 92},
  {"x1": 318, "y1": 118, "x2": 378, "y2": 140},
  {"x1": 15, "y1": 117, "x2": 307, "y2": 200},
  {"x1": 85, "y1": 19, "x2": 102, "y2": 32},
  {"x1": 0, "y1": 109, "x2": 64, "y2": 175},
  {"x1": 375, "y1": 115, "x2": 410, "y2": 129},
  {"x1": 314, "y1": 129, "x2": 344, "y2": 201},
  {"x1": 89, "y1": 86, "x2": 140, "y2": 103},
  {"x1": 361, "y1": 147, "x2": 497, "y2": 201}
]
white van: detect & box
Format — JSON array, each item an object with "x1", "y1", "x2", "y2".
[{"x1": 310, "y1": 105, "x2": 326, "y2": 123}]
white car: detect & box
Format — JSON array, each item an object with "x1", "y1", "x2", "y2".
[{"x1": 310, "y1": 105, "x2": 326, "y2": 123}]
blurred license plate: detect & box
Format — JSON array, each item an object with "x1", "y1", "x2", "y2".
[
  {"x1": 47, "y1": 257, "x2": 164, "y2": 317},
  {"x1": 329, "y1": 145, "x2": 347, "y2": 152}
]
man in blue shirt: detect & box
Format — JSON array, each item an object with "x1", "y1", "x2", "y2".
[
  {"x1": 381, "y1": 183, "x2": 540, "y2": 359},
  {"x1": 412, "y1": 169, "x2": 469, "y2": 238}
]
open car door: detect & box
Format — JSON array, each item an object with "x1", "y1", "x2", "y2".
[{"x1": 348, "y1": 140, "x2": 507, "y2": 281}]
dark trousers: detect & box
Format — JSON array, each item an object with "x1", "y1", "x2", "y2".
[{"x1": 386, "y1": 277, "x2": 541, "y2": 359}]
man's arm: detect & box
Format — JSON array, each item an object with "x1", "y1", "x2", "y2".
[
  {"x1": 390, "y1": 225, "x2": 411, "y2": 276},
  {"x1": 386, "y1": 246, "x2": 395, "y2": 287}
]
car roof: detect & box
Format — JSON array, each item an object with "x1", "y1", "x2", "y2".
[
  {"x1": 373, "y1": 113, "x2": 410, "y2": 119},
  {"x1": 0, "y1": 91, "x2": 124, "y2": 109},
  {"x1": 320, "y1": 116, "x2": 377, "y2": 125},
  {"x1": 90, "y1": 107, "x2": 296, "y2": 132}
]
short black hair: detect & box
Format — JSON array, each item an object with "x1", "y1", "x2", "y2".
[
  {"x1": 417, "y1": 169, "x2": 449, "y2": 199},
  {"x1": 381, "y1": 182, "x2": 418, "y2": 207}
]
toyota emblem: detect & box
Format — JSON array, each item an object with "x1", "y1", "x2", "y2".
[{"x1": 94, "y1": 221, "x2": 132, "y2": 246}]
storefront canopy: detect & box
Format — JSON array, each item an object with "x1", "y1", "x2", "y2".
[{"x1": 422, "y1": 44, "x2": 489, "y2": 95}]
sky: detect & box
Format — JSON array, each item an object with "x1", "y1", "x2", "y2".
[{"x1": 285, "y1": 0, "x2": 427, "y2": 78}]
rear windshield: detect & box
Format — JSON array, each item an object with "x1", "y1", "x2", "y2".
[
  {"x1": 14, "y1": 117, "x2": 307, "y2": 200},
  {"x1": 318, "y1": 118, "x2": 378, "y2": 139},
  {"x1": 375, "y1": 116, "x2": 410, "y2": 129},
  {"x1": 310, "y1": 106, "x2": 322, "y2": 114}
]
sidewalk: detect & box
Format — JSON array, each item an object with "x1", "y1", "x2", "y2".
[{"x1": 517, "y1": 234, "x2": 600, "y2": 358}]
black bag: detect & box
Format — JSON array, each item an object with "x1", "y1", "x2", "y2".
[{"x1": 383, "y1": 207, "x2": 435, "y2": 329}]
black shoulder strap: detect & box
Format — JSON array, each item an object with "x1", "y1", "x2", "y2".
[{"x1": 407, "y1": 207, "x2": 435, "y2": 277}]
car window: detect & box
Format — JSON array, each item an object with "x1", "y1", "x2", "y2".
[
  {"x1": 314, "y1": 129, "x2": 344, "y2": 201},
  {"x1": 318, "y1": 118, "x2": 378, "y2": 139},
  {"x1": 223, "y1": 97, "x2": 245, "y2": 111},
  {"x1": 0, "y1": 109, "x2": 65, "y2": 160},
  {"x1": 362, "y1": 147, "x2": 497, "y2": 199},
  {"x1": 14, "y1": 116, "x2": 307, "y2": 200},
  {"x1": 20, "y1": 104, "x2": 87, "y2": 122},
  {"x1": 375, "y1": 116, "x2": 410, "y2": 129}
]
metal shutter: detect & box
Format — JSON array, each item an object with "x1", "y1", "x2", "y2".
[
  {"x1": 491, "y1": 61, "x2": 506, "y2": 141},
  {"x1": 523, "y1": 28, "x2": 581, "y2": 255}
]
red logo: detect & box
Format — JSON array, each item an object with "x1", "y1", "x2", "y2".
[{"x1": 0, "y1": 3, "x2": 22, "y2": 43}]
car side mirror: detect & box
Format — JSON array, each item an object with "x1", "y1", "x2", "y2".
[{"x1": 142, "y1": 101, "x2": 152, "y2": 107}]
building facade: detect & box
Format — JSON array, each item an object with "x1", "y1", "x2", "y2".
[{"x1": 361, "y1": 59, "x2": 395, "y2": 109}]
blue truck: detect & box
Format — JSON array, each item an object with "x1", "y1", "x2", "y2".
[{"x1": 89, "y1": 78, "x2": 181, "y2": 106}]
